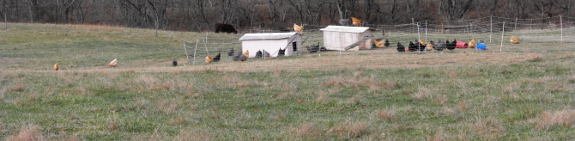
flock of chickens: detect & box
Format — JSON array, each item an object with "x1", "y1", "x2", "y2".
[{"x1": 370, "y1": 35, "x2": 521, "y2": 53}]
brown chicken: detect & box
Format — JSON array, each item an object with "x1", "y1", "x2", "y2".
[
  {"x1": 510, "y1": 35, "x2": 520, "y2": 44},
  {"x1": 425, "y1": 42, "x2": 434, "y2": 51},
  {"x1": 108, "y1": 58, "x2": 117, "y2": 67},
  {"x1": 468, "y1": 39, "x2": 476, "y2": 48},
  {"x1": 373, "y1": 39, "x2": 385, "y2": 48},
  {"x1": 419, "y1": 39, "x2": 425, "y2": 45},
  {"x1": 54, "y1": 63, "x2": 59, "y2": 71},
  {"x1": 242, "y1": 50, "x2": 249, "y2": 57},
  {"x1": 205, "y1": 55, "x2": 213, "y2": 63},
  {"x1": 293, "y1": 23, "x2": 303, "y2": 33},
  {"x1": 351, "y1": 17, "x2": 362, "y2": 26}
]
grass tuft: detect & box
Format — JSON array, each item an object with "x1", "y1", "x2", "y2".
[
  {"x1": 534, "y1": 109, "x2": 575, "y2": 130},
  {"x1": 9, "y1": 84, "x2": 24, "y2": 92},
  {"x1": 6, "y1": 125, "x2": 45, "y2": 141},
  {"x1": 328, "y1": 121, "x2": 368, "y2": 138},
  {"x1": 288, "y1": 123, "x2": 322, "y2": 139}
]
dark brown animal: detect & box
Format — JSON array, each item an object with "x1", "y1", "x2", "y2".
[{"x1": 214, "y1": 23, "x2": 238, "y2": 34}]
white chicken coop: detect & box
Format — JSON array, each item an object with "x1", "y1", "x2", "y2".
[
  {"x1": 238, "y1": 32, "x2": 302, "y2": 58},
  {"x1": 320, "y1": 25, "x2": 374, "y2": 51}
]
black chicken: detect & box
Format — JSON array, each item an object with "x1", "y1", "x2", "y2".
[
  {"x1": 397, "y1": 42, "x2": 405, "y2": 52},
  {"x1": 172, "y1": 59, "x2": 177, "y2": 66},
  {"x1": 233, "y1": 50, "x2": 242, "y2": 61},
  {"x1": 384, "y1": 39, "x2": 390, "y2": 47},
  {"x1": 255, "y1": 50, "x2": 263, "y2": 58},
  {"x1": 278, "y1": 48, "x2": 286, "y2": 57},
  {"x1": 446, "y1": 39, "x2": 456, "y2": 50},
  {"x1": 408, "y1": 41, "x2": 418, "y2": 52},
  {"x1": 213, "y1": 53, "x2": 221, "y2": 62},
  {"x1": 227, "y1": 48, "x2": 234, "y2": 56},
  {"x1": 415, "y1": 40, "x2": 425, "y2": 51},
  {"x1": 239, "y1": 54, "x2": 247, "y2": 62}
]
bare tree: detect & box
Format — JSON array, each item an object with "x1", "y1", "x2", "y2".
[{"x1": 438, "y1": 0, "x2": 475, "y2": 23}]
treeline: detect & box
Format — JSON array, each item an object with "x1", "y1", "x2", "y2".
[{"x1": 0, "y1": 0, "x2": 573, "y2": 31}]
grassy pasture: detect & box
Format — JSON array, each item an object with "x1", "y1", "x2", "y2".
[{"x1": 1, "y1": 23, "x2": 575, "y2": 140}]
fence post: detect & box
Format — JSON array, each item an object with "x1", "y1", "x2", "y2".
[
  {"x1": 490, "y1": 15, "x2": 493, "y2": 43},
  {"x1": 425, "y1": 20, "x2": 427, "y2": 42},
  {"x1": 500, "y1": 22, "x2": 505, "y2": 52},
  {"x1": 514, "y1": 17, "x2": 517, "y2": 30},
  {"x1": 412, "y1": 18, "x2": 415, "y2": 33},
  {"x1": 193, "y1": 38, "x2": 199, "y2": 65},
  {"x1": 4, "y1": 13, "x2": 6, "y2": 30},
  {"x1": 561, "y1": 15, "x2": 563, "y2": 43}
]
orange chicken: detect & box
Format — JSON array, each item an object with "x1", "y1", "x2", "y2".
[
  {"x1": 468, "y1": 39, "x2": 476, "y2": 48},
  {"x1": 510, "y1": 35, "x2": 520, "y2": 44},
  {"x1": 293, "y1": 23, "x2": 304, "y2": 33},
  {"x1": 108, "y1": 58, "x2": 117, "y2": 67},
  {"x1": 242, "y1": 50, "x2": 249, "y2": 57},
  {"x1": 351, "y1": 17, "x2": 362, "y2": 26},
  {"x1": 54, "y1": 63, "x2": 59, "y2": 71},
  {"x1": 205, "y1": 55, "x2": 213, "y2": 63},
  {"x1": 373, "y1": 39, "x2": 385, "y2": 48}
]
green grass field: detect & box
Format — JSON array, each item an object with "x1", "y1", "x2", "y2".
[{"x1": 1, "y1": 23, "x2": 575, "y2": 140}]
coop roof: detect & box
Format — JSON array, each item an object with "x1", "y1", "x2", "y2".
[
  {"x1": 320, "y1": 25, "x2": 372, "y2": 33},
  {"x1": 239, "y1": 32, "x2": 299, "y2": 41}
]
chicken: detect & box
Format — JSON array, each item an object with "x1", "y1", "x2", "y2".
[
  {"x1": 108, "y1": 58, "x2": 117, "y2": 67},
  {"x1": 510, "y1": 35, "x2": 520, "y2": 44},
  {"x1": 213, "y1": 53, "x2": 221, "y2": 62},
  {"x1": 242, "y1": 50, "x2": 249, "y2": 57},
  {"x1": 339, "y1": 18, "x2": 351, "y2": 26},
  {"x1": 351, "y1": 17, "x2": 362, "y2": 26},
  {"x1": 263, "y1": 50, "x2": 271, "y2": 58},
  {"x1": 278, "y1": 48, "x2": 286, "y2": 56},
  {"x1": 479, "y1": 40, "x2": 485, "y2": 43},
  {"x1": 397, "y1": 42, "x2": 405, "y2": 52},
  {"x1": 408, "y1": 41, "x2": 417, "y2": 52},
  {"x1": 446, "y1": 40, "x2": 457, "y2": 50},
  {"x1": 434, "y1": 40, "x2": 446, "y2": 51},
  {"x1": 172, "y1": 59, "x2": 178, "y2": 66},
  {"x1": 255, "y1": 50, "x2": 263, "y2": 58},
  {"x1": 384, "y1": 39, "x2": 390, "y2": 47},
  {"x1": 205, "y1": 55, "x2": 213, "y2": 63},
  {"x1": 227, "y1": 48, "x2": 234, "y2": 56},
  {"x1": 373, "y1": 39, "x2": 385, "y2": 48},
  {"x1": 419, "y1": 39, "x2": 425, "y2": 45},
  {"x1": 415, "y1": 40, "x2": 425, "y2": 51},
  {"x1": 293, "y1": 23, "x2": 304, "y2": 33},
  {"x1": 425, "y1": 41, "x2": 434, "y2": 51},
  {"x1": 54, "y1": 63, "x2": 59, "y2": 71},
  {"x1": 233, "y1": 50, "x2": 242, "y2": 61},
  {"x1": 468, "y1": 39, "x2": 476, "y2": 48},
  {"x1": 239, "y1": 55, "x2": 247, "y2": 62}
]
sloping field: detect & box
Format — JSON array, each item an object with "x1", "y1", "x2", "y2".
[{"x1": 1, "y1": 23, "x2": 575, "y2": 140}]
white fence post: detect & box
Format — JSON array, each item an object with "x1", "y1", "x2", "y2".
[
  {"x1": 500, "y1": 22, "x2": 505, "y2": 52},
  {"x1": 561, "y1": 15, "x2": 563, "y2": 43}
]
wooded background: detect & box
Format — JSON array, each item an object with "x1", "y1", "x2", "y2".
[{"x1": 1, "y1": 0, "x2": 573, "y2": 32}]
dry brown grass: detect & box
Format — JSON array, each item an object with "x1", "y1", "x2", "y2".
[
  {"x1": 9, "y1": 84, "x2": 24, "y2": 92},
  {"x1": 374, "y1": 110, "x2": 396, "y2": 121},
  {"x1": 534, "y1": 109, "x2": 575, "y2": 130},
  {"x1": 327, "y1": 121, "x2": 369, "y2": 138},
  {"x1": 457, "y1": 101, "x2": 469, "y2": 111},
  {"x1": 6, "y1": 125, "x2": 46, "y2": 141},
  {"x1": 469, "y1": 116, "x2": 505, "y2": 140},
  {"x1": 412, "y1": 87, "x2": 433, "y2": 99},
  {"x1": 427, "y1": 129, "x2": 445, "y2": 141},
  {"x1": 288, "y1": 122, "x2": 323, "y2": 139}
]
